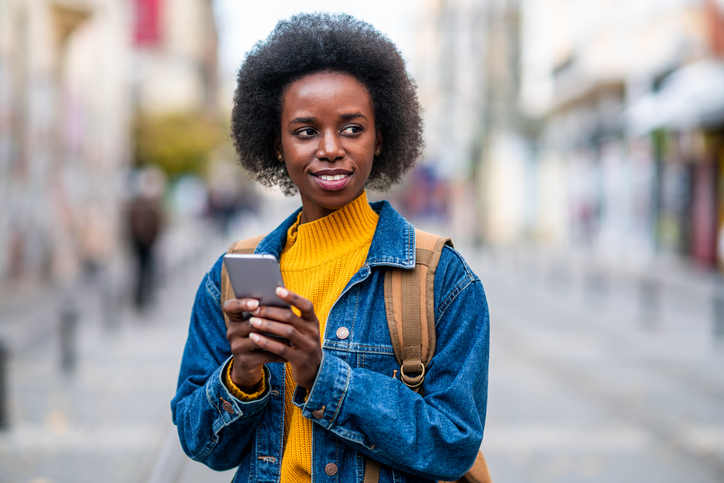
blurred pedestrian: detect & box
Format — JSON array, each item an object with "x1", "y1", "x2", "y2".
[
  {"x1": 127, "y1": 166, "x2": 165, "y2": 311},
  {"x1": 171, "y1": 13, "x2": 489, "y2": 483},
  {"x1": 207, "y1": 187, "x2": 240, "y2": 236}
]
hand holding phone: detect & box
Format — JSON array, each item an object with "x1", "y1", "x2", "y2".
[
  {"x1": 223, "y1": 254, "x2": 290, "y2": 345},
  {"x1": 222, "y1": 254, "x2": 324, "y2": 390}
]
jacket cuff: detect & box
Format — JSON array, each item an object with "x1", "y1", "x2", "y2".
[
  {"x1": 223, "y1": 358, "x2": 267, "y2": 401},
  {"x1": 206, "y1": 356, "x2": 271, "y2": 434},
  {"x1": 292, "y1": 352, "x2": 349, "y2": 429}
]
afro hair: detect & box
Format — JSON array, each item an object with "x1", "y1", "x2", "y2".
[{"x1": 230, "y1": 12, "x2": 424, "y2": 195}]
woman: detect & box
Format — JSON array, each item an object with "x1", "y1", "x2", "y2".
[{"x1": 171, "y1": 13, "x2": 489, "y2": 483}]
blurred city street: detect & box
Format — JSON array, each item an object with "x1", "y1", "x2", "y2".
[
  {"x1": 0, "y1": 203, "x2": 289, "y2": 483},
  {"x1": 0, "y1": 216, "x2": 229, "y2": 483},
  {"x1": 466, "y1": 243, "x2": 724, "y2": 483},
  {"x1": 0, "y1": 203, "x2": 721, "y2": 482},
  {"x1": 2, "y1": 0, "x2": 724, "y2": 482}
]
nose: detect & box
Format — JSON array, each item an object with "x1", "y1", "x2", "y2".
[{"x1": 317, "y1": 130, "x2": 345, "y2": 162}]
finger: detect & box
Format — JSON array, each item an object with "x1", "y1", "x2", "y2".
[
  {"x1": 223, "y1": 298, "x2": 260, "y2": 315},
  {"x1": 249, "y1": 316, "x2": 296, "y2": 342},
  {"x1": 275, "y1": 287, "x2": 316, "y2": 321},
  {"x1": 226, "y1": 318, "x2": 256, "y2": 341},
  {"x1": 252, "y1": 305, "x2": 296, "y2": 325},
  {"x1": 228, "y1": 320, "x2": 295, "y2": 348},
  {"x1": 249, "y1": 332, "x2": 294, "y2": 359},
  {"x1": 249, "y1": 316, "x2": 320, "y2": 355},
  {"x1": 227, "y1": 331, "x2": 262, "y2": 352},
  {"x1": 235, "y1": 350, "x2": 286, "y2": 367}
]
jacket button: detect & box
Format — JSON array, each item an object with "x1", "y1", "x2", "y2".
[
  {"x1": 312, "y1": 409, "x2": 324, "y2": 419},
  {"x1": 222, "y1": 400, "x2": 234, "y2": 414},
  {"x1": 325, "y1": 463, "x2": 338, "y2": 476},
  {"x1": 336, "y1": 327, "x2": 349, "y2": 339}
]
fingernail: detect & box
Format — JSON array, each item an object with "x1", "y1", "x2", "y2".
[
  {"x1": 251, "y1": 307, "x2": 260, "y2": 315},
  {"x1": 249, "y1": 317, "x2": 261, "y2": 327},
  {"x1": 276, "y1": 287, "x2": 288, "y2": 297},
  {"x1": 247, "y1": 299, "x2": 259, "y2": 310},
  {"x1": 249, "y1": 333, "x2": 260, "y2": 342}
]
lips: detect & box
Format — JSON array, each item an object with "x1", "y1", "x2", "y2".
[{"x1": 312, "y1": 170, "x2": 352, "y2": 191}]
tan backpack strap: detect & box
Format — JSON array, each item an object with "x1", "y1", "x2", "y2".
[
  {"x1": 462, "y1": 451, "x2": 493, "y2": 483},
  {"x1": 378, "y1": 231, "x2": 491, "y2": 483},
  {"x1": 381, "y1": 231, "x2": 491, "y2": 483},
  {"x1": 219, "y1": 235, "x2": 266, "y2": 329},
  {"x1": 363, "y1": 458, "x2": 381, "y2": 483},
  {"x1": 384, "y1": 229, "x2": 453, "y2": 390}
]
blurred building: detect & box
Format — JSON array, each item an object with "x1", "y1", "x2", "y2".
[
  {"x1": 132, "y1": 0, "x2": 219, "y2": 116},
  {"x1": 476, "y1": 0, "x2": 534, "y2": 246},
  {"x1": 0, "y1": 0, "x2": 221, "y2": 288},
  {"x1": 0, "y1": 0, "x2": 132, "y2": 286},
  {"x1": 412, "y1": 0, "x2": 534, "y2": 245},
  {"x1": 132, "y1": 0, "x2": 230, "y2": 227},
  {"x1": 519, "y1": 0, "x2": 724, "y2": 269},
  {"x1": 411, "y1": 0, "x2": 488, "y2": 239},
  {"x1": 415, "y1": 0, "x2": 487, "y2": 181}
]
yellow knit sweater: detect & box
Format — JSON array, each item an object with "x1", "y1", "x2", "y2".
[{"x1": 224, "y1": 192, "x2": 379, "y2": 482}]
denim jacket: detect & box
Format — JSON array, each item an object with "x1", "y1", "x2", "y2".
[{"x1": 171, "y1": 200, "x2": 490, "y2": 483}]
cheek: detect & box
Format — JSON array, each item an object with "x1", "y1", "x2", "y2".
[{"x1": 285, "y1": 162, "x2": 304, "y2": 180}]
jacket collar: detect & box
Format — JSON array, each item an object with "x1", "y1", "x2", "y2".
[{"x1": 255, "y1": 200, "x2": 415, "y2": 270}]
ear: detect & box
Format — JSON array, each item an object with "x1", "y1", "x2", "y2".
[
  {"x1": 374, "y1": 130, "x2": 383, "y2": 156},
  {"x1": 274, "y1": 138, "x2": 283, "y2": 161}
]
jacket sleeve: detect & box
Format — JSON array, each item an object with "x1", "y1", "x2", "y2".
[
  {"x1": 293, "y1": 247, "x2": 490, "y2": 481},
  {"x1": 170, "y1": 255, "x2": 274, "y2": 471}
]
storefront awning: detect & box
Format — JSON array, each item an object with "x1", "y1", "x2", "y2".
[{"x1": 626, "y1": 58, "x2": 724, "y2": 135}]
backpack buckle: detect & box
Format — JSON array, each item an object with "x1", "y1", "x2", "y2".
[{"x1": 400, "y1": 361, "x2": 426, "y2": 388}]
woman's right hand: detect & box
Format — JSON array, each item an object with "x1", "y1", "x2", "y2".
[{"x1": 222, "y1": 298, "x2": 286, "y2": 392}]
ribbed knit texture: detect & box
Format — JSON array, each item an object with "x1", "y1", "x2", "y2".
[
  {"x1": 279, "y1": 192, "x2": 378, "y2": 482},
  {"x1": 224, "y1": 359, "x2": 266, "y2": 401}
]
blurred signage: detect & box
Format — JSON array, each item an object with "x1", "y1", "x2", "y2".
[
  {"x1": 709, "y1": 0, "x2": 724, "y2": 56},
  {"x1": 134, "y1": 0, "x2": 162, "y2": 47},
  {"x1": 692, "y1": 161, "x2": 717, "y2": 265}
]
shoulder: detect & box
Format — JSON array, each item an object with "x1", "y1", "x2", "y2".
[
  {"x1": 435, "y1": 244, "x2": 480, "y2": 293},
  {"x1": 433, "y1": 243, "x2": 486, "y2": 321},
  {"x1": 201, "y1": 253, "x2": 226, "y2": 307}
]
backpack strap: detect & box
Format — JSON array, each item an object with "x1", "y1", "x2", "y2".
[
  {"x1": 384, "y1": 229, "x2": 453, "y2": 390},
  {"x1": 365, "y1": 229, "x2": 453, "y2": 482},
  {"x1": 219, "y1": 235, "x2": 266, "y2": 329},
  {"x1": 369, "y1": 230, "x2": 492, "y2": 482}
]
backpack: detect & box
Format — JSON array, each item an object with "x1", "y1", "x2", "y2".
[{"x1": 219, "y1": 230, "x2": 491, "y2": 483}]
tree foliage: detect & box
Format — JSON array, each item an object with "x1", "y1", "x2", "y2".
[{"x1": 134, "y1": 113, "x2": 224, "y2": 178}]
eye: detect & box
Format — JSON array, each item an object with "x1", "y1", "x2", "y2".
[
  {"x1": 295, "y1": 128, "x2": 316, "y2": 138},
  {"x1": 342, "y1": 126, "x2": 362, "y2": 135}
]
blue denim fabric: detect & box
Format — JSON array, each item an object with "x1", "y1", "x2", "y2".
[{"x1": 171, "y1": 201, "x2": 490, "y2": 483}]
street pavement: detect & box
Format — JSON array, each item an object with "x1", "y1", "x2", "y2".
[
  {"x1": 460, "y1": 244, "x2": 724, "y2": 483},
  {"x1": 0, "y1": 206, "x2": 722, "y2": 482},
  {"x1": 0, "y1": 214, "x2": 243, "y2": 483}
]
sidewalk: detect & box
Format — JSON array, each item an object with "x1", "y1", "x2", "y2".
[
  {"x1": 0, "y1": 195, "x2": 300, "y2": 483},
  {"x1": 0, "y1": 215, "x2": 235, "y2": 483},
  {"x1": 464, "y1": 242, "x2": 724, "y2": 483},
  {"x1": 3, "y1": 203, "x2": 721, "y2": 483}
]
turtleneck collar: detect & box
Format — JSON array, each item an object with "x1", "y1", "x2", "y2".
[{"x1": 281, "y1": 191, "x2": 379, "y2": 271}]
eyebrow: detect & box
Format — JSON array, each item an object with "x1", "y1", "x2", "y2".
[
  {"x1": 287, "y1": 112, "x2": 367, "y2": 126},
  {"x1": 340, "y1": 112, "x2": 367, "y2": 121},
  {"x1": 288, "y1": 116, "x2": 316, "y2": 125}
]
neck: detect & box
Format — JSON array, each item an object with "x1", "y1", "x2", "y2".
[
  {"x1": 299, "y1": 190, "x2": 366, "y2": 224},
  {"x1": 281, "y1": 191, "x2": 378, "y2": 269}
]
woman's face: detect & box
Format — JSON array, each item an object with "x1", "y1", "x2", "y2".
[{"x1": 278, "y1": 71, "x2": 382, "y2": 223}]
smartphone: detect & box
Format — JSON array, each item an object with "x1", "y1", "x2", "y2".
[{"x1": 223, "y1": 253, "x2": 291, "y2": 345}]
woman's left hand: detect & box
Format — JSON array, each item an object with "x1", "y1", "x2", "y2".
[{"x1": 247, "y1": 287, "x2": 322, "y2": 389}]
